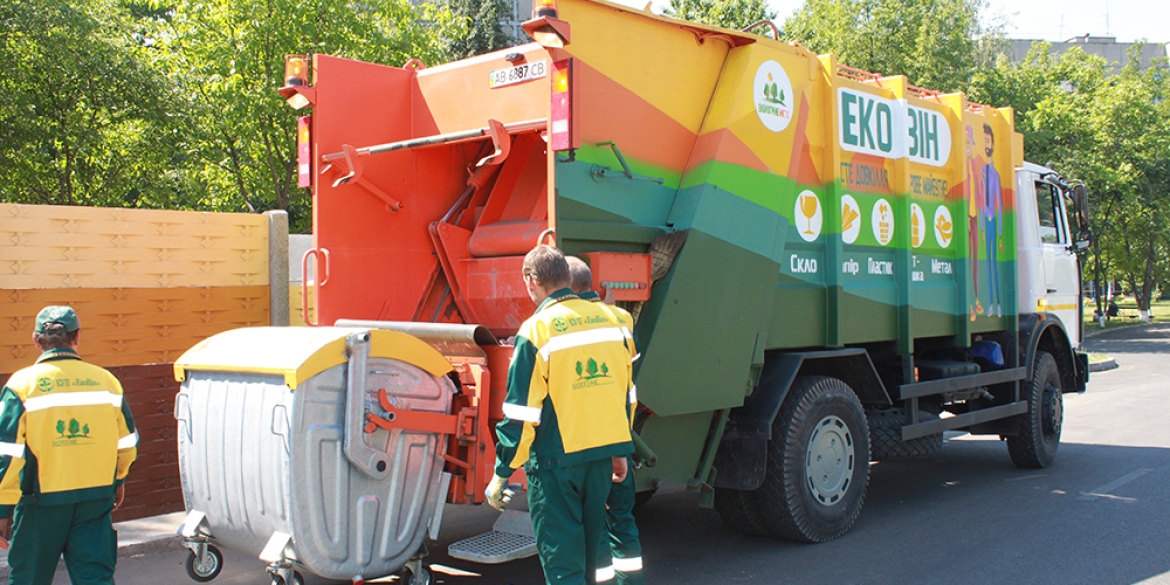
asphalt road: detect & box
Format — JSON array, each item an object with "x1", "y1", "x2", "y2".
[{"x1": 69, "y1": 324, "x2": 1170, "y2": 585}]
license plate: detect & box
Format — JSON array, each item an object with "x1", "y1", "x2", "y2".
[{"x1": 489, "y1": 60, "x2": 548, "y2": 89}]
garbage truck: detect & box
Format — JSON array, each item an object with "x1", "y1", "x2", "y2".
[{"x1": 172, "y1": 0, "x2": 1092, "y2": 582}]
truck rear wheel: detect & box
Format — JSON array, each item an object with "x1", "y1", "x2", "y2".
[
  {"x1": 714, "y1": 487, "x2": 773, "y2": 536},
  {"x1": 755, "y1": 375, "x2": 869, "y2": 543},
  {"x1": 1007, "y1": 351, "x2": 1062, "y2": 468}
]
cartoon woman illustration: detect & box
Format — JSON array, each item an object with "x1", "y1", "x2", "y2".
[{"x1": 966, "y1": 125, "x2": 985, "y2": 321}]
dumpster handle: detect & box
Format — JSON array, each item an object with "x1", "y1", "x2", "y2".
[
  {"x1": 271, "y1": 404, "x2": 289, "y2": 439},
  {"x1": 174, "y1": 392, "x2": 192, "y2": 442},
  {"x1": 343, "y1": 332, "x2": 393, "y2": 480}
]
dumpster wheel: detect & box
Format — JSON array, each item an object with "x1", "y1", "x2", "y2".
[
  {"x1": 269, "y1": 571, "x2": 304, "y2": 585},
  {"x1": 403, "y1": 564, "x2": 432, "y2": 585},
  {"x1": 184, "y1": 544, "x2": 223, "y2": 582}
]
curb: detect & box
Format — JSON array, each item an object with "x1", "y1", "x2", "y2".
[{"x1": 1089, "y1": 358, "x2": 1118, "y2": 372}]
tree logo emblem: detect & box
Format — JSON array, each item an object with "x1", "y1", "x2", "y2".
[
  {"x1": 37, "y1": 377, "x2": 54, "y2": 392},
  {"x1": 575, "y1": 358, "x2": 610, "y2": 380},
  {"x1": 552, "y1": 317, "x2": 568, "y2": 333},
  {"x1": 753, "y1": 60, "x2": 794, "y2": 133},
  {"x1": 56, "y1": 418, "x2": 90, "y2": 439}
]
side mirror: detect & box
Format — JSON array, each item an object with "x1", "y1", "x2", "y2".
[{"x1": 1071, "y1": 184, "x2": 1092, "y2": 248}]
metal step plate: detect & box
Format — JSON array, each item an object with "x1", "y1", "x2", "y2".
[
  {"x1": 448, "y1": 530, "x2": 537, "y2": 564},
  {"x1": 447, "y1": 510, "x2": 537, "y2": 564}
]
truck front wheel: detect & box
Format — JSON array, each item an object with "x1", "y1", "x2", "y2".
[
  {"x1": 1007, "y1": 350, "x2": 1062, "y2": 468},
  {"x1": 755, "y1": 375, "x2": 869, "y2": 543}
]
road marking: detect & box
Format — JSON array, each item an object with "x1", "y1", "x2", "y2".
[
  {"x1": 1078, "y1": 468, "x2": 1153, "y2": 501},
  {"x1": 1004, "y1": 474, "x2": 1046, "y2": 483}
]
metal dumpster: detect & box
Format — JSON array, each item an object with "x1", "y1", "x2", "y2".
[{"x1": 173, "y1": 327, "x2": 456, "y2": 584}]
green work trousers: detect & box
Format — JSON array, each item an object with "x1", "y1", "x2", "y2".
[
  {"x1": 528, "y1": 458, "x2": 613, "y2": 585},
  {"x1": 603, "y1": 457, "x2": 642, "y2": 585},
  {"x1": 9, "y1": 497, "x2": 117, "y2": 585}
]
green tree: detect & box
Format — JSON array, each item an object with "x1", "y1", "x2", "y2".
[
  {"x1": 1079, "y1": 51, "x2": 1170, "y2": 316},
  {"x1": 82, "y1": 423, "x2": 90, "y2": 436},
  {"x1": 600, "y1": 362, "x2": 608, "y2": 377},
  {"x1": 144, "y1": 0, "x2": 462, "y2": 231},
  {"x1": 445, "y1": 0, "x2": 512, "y2": 59},
  {"x1": 576, "y1": 360, "x2": 584, "y2": 378},
  {"x1": 0, "y1": 0, "x2": 185, "y2": 207},
  {"x1": 664, "y1": 0, "x2": 776, "y2": 32},
  {"x1": 57, "y1": 420, "x2": 66, "y2": 437},
  {"x1": 782, "y1": 0, "x2": 995, "y2": 92},
  {"x1": 983, "y1": 44, "x2": 1170, "y2": 318},
  {"x1": 69, "y1": 419, "x2": 80, "y2": 437},
  {"x1": 586, "y1": 358, "x2": 599, "y2": 378}
]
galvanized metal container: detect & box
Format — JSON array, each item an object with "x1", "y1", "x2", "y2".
[{"x1": 173, "y1": 327, "x2": 455, "y2": 581}]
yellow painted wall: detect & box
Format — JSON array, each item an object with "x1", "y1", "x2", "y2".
[
  {"x1": 288, "y1": 284, "x2": 316, "y2": 327},
  {"x1": 1, "y1": 204, "x2": 271, "y2": 374}
]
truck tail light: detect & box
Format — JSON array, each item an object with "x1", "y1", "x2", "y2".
[
  {"x1": 297, "y1": 116, "x2": 312, "y2": 188},
  {"x1": 550, "y1": 60, "x2": 574, "y2": 151}
]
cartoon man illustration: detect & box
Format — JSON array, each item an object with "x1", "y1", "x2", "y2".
[
  {"x1": 966, "y1": 125, "x2": 985, "y2": 321},
  {"x1": 981, "y1": 123, "x2": 1004, "y2": 317}
]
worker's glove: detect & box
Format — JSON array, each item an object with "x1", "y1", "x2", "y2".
[{"x1": 485, "y1": 475, "x2": 514, "y2": 511}]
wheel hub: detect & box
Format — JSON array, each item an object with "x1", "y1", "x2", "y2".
[
  {"x1": 805, "y1": 415, "x2": 855, "y2": 506},
  {"x1": 1043, "y1": 382, "x2": 1063, "y2": 437},
  {"x1": 193, "y1": 556, "x2": 216, "y2": 573}
]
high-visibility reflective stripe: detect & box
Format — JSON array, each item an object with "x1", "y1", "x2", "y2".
[
  {"x1": 0, "y1": 442, "x2": 24, "y2": 459},
  {"x1": 24, "y1": 391, "x2": 121, "y2": 413},
  {"x1": 595, "y1": 566, "x2": 615, "y2": 582},
  {"x1": 632, "y1": 352, "x2": 641, "y2": 363},
  {"x1": 502, "y1": 402, "x2": 542, "y2": 423},
  {"x1": 613, "y1": 556, "x2": 643, "y2": 572},
  {"x1": 539, "y1": 327, "x2": 625, "y2": 360},
  {"x1": 628, "y1": 386, "x2": 638, "y2": 404},
  {"x1": 620, "y1": 327, "x2": 633, "y2": 340},
  {"x1": 118, "y1": 431, "x2": 139, "y2": 450}
]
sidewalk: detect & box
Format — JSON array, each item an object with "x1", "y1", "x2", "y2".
[{"x1": 0, "y1": 511, "x2": 185, "y2": 582}]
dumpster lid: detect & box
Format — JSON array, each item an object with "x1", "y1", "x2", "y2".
[{"x1": 174, "y1": 327, "x2": 454, "y2": 389}]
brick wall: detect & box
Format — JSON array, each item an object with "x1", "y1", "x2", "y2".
[
  {"x1": 108, "y1": 363, "x2": 184, "y2": 522},
  {"x1": 0, "y1": 364, "x2": 184, "y2": 522}
]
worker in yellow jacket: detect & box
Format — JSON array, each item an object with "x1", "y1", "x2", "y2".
[
  {"x1": 566, "y1": 256, "x2": 643, "y2": 585},
  {"x1": 487, "y1": 246, "x2": 635, "y2": 585},
  {"x1": 0, "y1": 306, "x2": 137, "y2": 585}
]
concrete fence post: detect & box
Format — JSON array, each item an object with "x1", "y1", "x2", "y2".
[{"x1": 267, "y1": 210, "x2": 290, "y2": 326}]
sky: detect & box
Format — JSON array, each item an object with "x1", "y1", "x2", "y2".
[{"x1": 609, "y1": 0, "x2": 1168, "y2": 44}]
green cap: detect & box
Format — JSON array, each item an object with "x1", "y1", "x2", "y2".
[{"x1": 35, "y1": 306, "x2": 80, "y2": 333}]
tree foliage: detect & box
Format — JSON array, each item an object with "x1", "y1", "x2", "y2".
[
  {"x1": 445, "y1": 0, "x2": 513, "y2": 59},
  {"x1": 971, "y1": 43, "x2": 1170, "y2": 313},
  {"x1": 782, "y1": 0, "x2": 994, "y2": 92},
  {"x1": 0, "y1": 0, "x2": 462, "y2": 232},
  {"x1": 143, "y1": 0, "x2": 462, "y2": 231},
  {"x1": 664, "y1": 0, "x2": 776, "y2": 32},
  {"x1": 0, "y1": 0, "x2": 181, "y2": 207}
]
